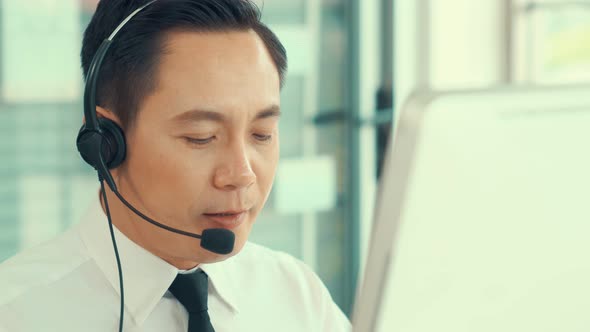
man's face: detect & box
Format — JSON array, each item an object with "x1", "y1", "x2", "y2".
[{"x1": 113, "y1": 30, "x2": 281, "y2": 267}]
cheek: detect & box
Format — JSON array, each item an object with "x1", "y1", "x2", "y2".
[
  {"x1": 159, "y1": 142, "x2": 213, "y2": 190},
  {"x1": 128, "y1": 133, "x2": 210, "y2": 205},
  {"x1": 254, "y1": 145, "x2": 279, "y2": 192}
]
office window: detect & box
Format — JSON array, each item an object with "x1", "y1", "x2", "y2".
[{"x1": 512, "y1": 0, "x2": 590, "y2": 84}]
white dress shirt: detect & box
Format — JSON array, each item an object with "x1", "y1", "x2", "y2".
[{"x1": 0, "y1": 197, "x2": 351, "y2": 332}]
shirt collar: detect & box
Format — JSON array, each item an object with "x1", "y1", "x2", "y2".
[
  {"x1": 77, "y1": 194, "x2": 241, "y2": 324},
  {"x1": 200, "y1": 257, "x2": 241, "y2": 314}
]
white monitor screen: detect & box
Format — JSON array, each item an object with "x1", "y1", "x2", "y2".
[{"x1": 353, "y1": 85, "x2": 590, "y2": 332}]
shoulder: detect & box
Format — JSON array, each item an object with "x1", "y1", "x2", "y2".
[
  {"x1": 232, "y1": 242, "x2": 351, "y2": 330},
  {"x1": 0, "y1": 226, "x2": 90, "y2": 307}
]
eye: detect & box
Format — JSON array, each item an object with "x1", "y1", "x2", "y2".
[
  {"x1": 184, "y1": 136, "x2": 215, "y2": 145},
  {"x1": 253, "y1": 134, "x2": 272, "y2": 142}
]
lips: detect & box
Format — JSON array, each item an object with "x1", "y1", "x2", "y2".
[{"x1": 203, "y1": 210, "x2": 248, "y2": 230}]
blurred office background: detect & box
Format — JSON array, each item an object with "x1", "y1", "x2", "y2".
[{"x1": 0, "y1": 0, "x2": 588, "y2": 317}]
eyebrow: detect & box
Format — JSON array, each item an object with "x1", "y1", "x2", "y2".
[{"x1": 171, "y1": 105, "x2": 281, "y2": 124}]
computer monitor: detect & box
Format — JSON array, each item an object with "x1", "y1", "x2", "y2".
[{"x1": 353, "y1": 85, "x2": 590, "y2": 332}]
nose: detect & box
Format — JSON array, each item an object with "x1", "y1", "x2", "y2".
[{"x1": 213, "y1": 143, "x2": 256, "y2": 191}]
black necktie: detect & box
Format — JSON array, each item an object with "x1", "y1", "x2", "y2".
[{"x1": 169, "y1": 269, "x2": 215, "y2": 332}]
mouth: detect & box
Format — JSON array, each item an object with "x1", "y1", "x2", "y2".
[{"x1": 202, "y1": 210, "x2": 249, "y2": 230}]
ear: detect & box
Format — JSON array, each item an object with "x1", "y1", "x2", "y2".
[{"x1": 95, "y1": 106, "x2": 123, "y2": 127}]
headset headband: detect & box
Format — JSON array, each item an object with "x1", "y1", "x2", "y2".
[{"x1": 82, "y1": 0, "x2": 158, "y2": 132}]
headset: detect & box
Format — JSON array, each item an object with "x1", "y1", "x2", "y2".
[
  {"x1": 76, "y1": 1, "x2": 235, "y2": 330},
  {"x1": 76, "y1": 0, "x2": 155, "y2": 192}
]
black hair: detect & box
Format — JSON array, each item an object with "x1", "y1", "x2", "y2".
[{"x1": 81, "y1": 0, "x2": 287, "y2": 130}]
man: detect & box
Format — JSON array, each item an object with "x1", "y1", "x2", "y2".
[{"x1": 0, "y1": 1, "x2": 351, "y2": 331}]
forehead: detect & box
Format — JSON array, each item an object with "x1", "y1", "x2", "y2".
[{"x1": 146, "y1": 30, "x2": 280, "y2": 120}]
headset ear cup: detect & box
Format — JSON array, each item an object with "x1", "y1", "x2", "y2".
[
  {"x1": 97, "y1": 118, "x2": 127, "y2": 169},
  {"x1": 76, "y1": 126, "x2": 104, "y2": 170}
]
